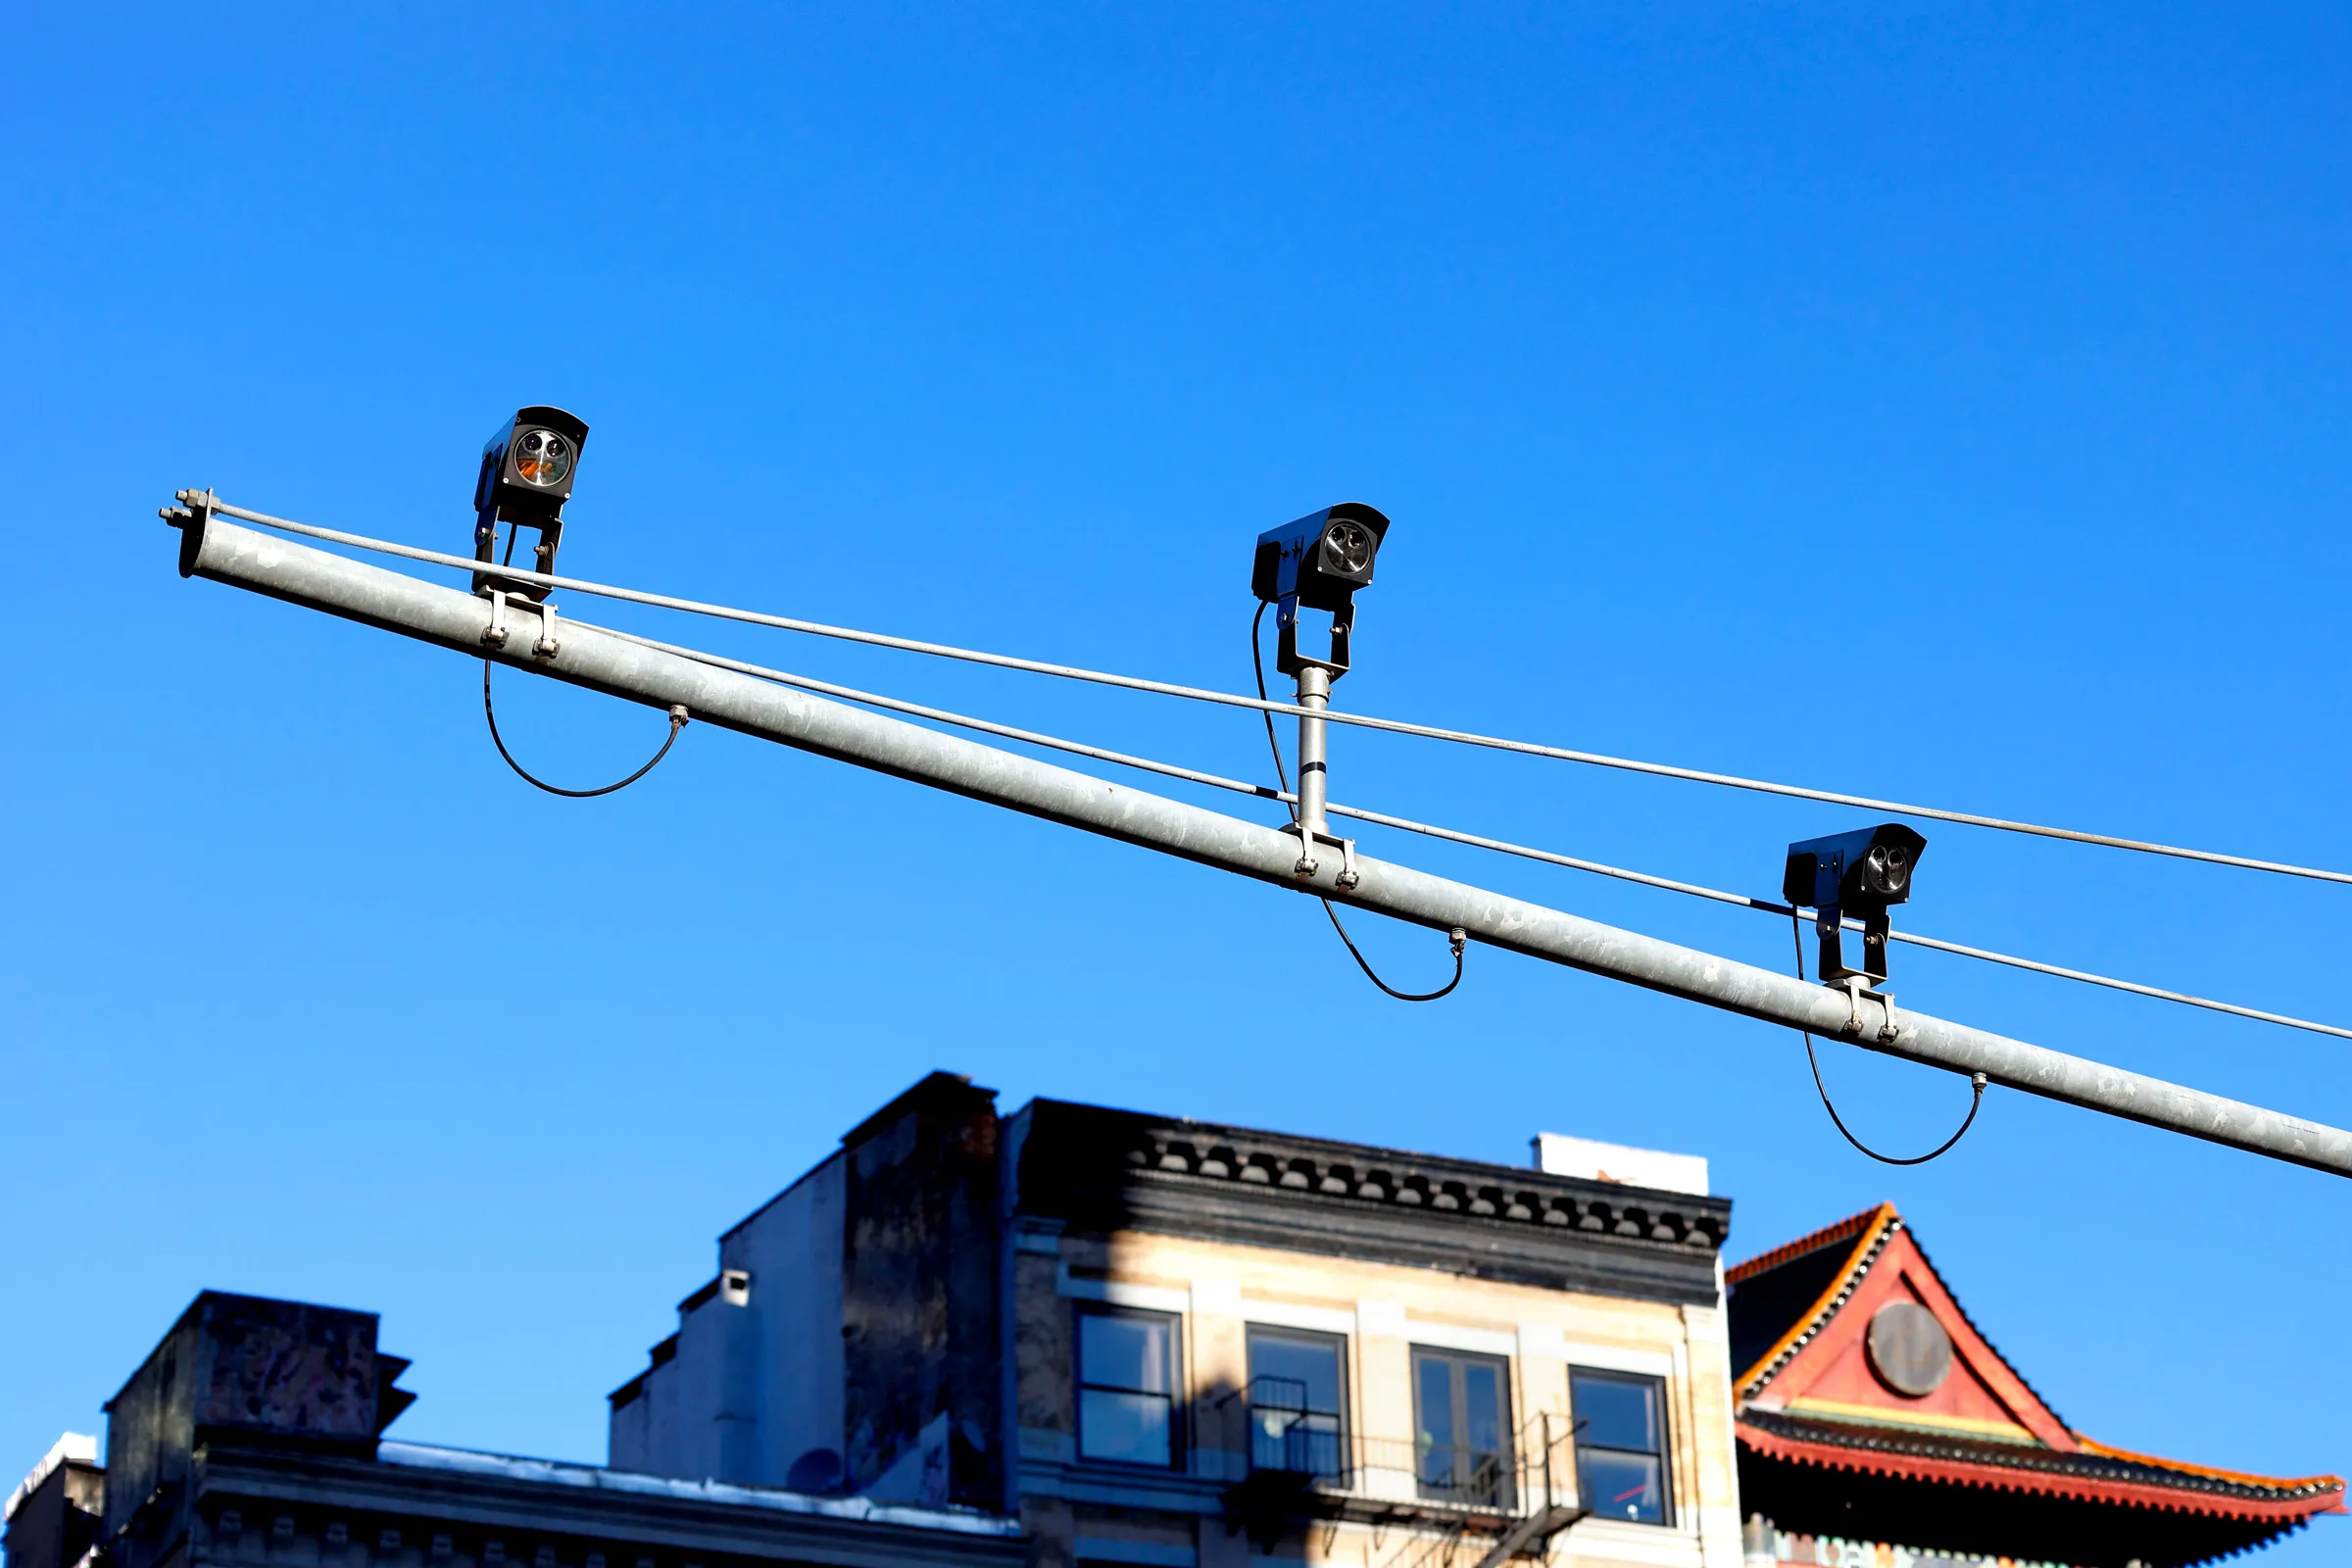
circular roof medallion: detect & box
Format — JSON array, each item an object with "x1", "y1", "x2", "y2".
[{"x1": 1866, "y1": 1300, "x2": 1952, "y2": 1396}]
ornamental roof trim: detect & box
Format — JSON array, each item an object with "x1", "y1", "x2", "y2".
[
  {"x1": 1728, "y1": 1205, "x2": 2348, "y2": 1529},
  {"x1": 1729, "y1": 1201, "x2": 1901, "y2": 1397},
  {"x1": 1737, "y1": 1409, "x2": 2348, "y2": 1520},
  {"x1": 1726, "y1": 1201, "x2": 1888, "y2": 1287}
]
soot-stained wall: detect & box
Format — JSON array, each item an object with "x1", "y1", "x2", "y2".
[{"x1": 840, "y1": 1072, "x2": 1004, "y2": 1510}]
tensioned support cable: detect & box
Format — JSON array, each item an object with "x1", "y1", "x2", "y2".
[
  {"x1": 194, "y1": 497, "x2": 2352, "y2": 890},
  {"x1": 568, "y1": 614, "x2": 2352, "y2": 1045}
]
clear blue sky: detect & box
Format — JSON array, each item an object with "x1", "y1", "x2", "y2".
[{"x1": 5, "y1": 5, "x2": 2347, "y2": 1559}]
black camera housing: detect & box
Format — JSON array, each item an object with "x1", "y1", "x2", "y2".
[
  {"x1": 1784, "y1": 823, "x2": 1928, "y2": 985},
  {"x1": 473, "y1": 405, "x2": 589, "y2": 601},
  {"x1": 1251, "y1": 503, "x2": 1392, "y2": 676},
  {"x1": 1251, "y1": 503, "x2": 1391, "y2": 612}
]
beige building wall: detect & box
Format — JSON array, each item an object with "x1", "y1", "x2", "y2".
[{"x1": 1015, "y1": 1224, "x2": 1742, "y2": 1568}]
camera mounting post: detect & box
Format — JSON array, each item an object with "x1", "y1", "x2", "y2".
[
  {"x1": 1284, "y1": 652, "x2": 1361, "y2": 886},
  {"x1": 1251, "y1": 505, "x2": 1391, "y2": 885}
]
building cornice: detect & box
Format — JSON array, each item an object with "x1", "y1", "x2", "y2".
[{"x1": 1008, "y1": 1101, "x2": 1731, "y2": 1306}]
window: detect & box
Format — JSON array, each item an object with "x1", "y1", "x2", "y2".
[
  {"x1": 1077, "y1": 1308, "x2": 1180, "y2": 1467},
  {"x1": 1570, "y1": 1368, "x2": 1671, "y2": 1525},
  {"x1": 1411, "y1": 1348, "x2": 1514, "y2": 1508},
  {"x1": 1246, "y1": 1327, "x2": 1348, "y2": 1480}
]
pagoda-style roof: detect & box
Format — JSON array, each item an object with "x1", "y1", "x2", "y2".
[{"x1": 1727, "y1": 1203, "x2": 2343, "y2": 1567}]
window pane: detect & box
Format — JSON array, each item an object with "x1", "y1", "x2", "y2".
[
  {"x1": 1461, "y1": 1362, "x2": 1504, "y2": 1455},
  {"x1": 1414, "y1": 1355, "x2": 1456, "y2": 1486},
  {"x1": 1080, "y1": 1389, "x2": 1171, "y2": 1465},
  {"x1": 1249, "y1": 1332, "x2": 1343, "y2": 1414},
  {"x1": 1081, "y1": 1314, "x2": 1168, "y2": 1395},
  {"x1": 1578, "y1": 1448, "x2": 1665, "y2": 1524},
  {"x1": 1572, "y1": 1372, "x2": 1659, "y2": 1454}
]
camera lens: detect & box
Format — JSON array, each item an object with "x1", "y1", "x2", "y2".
[
  {"x1": 1322, "y1": 518, "x2": 1375, "y2": 576},
  {"x1": 512, "y1": 428, "x2": 573, "y2": 488},
  {"x1": 1861, "y1": 842, "x2": 1910, "y2": 897}
]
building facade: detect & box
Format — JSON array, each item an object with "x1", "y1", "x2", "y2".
[
  {"x1": 609, "y1": 1073, "x2": 1745, "y2": 1568},
  {"x1": 1726, "y1": 1203, "x2": 2345, "y2": 1568}
]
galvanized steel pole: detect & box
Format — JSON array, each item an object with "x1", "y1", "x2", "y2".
[{"x1": 172, "y1": 512, "x2": 2352, "y2": 1179}]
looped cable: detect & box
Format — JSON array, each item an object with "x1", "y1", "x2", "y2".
[
  {"x1": 484, "y1": 659, "x2": 688, "y2": 798},
  {"x1": 1253, "y1": 602, "x2": 1466, "y2": 1003},
  {"x1": 1326, "y1": 909, "x2": 1467, "y2": 1001},
  {"x1": 1790, "y1": 908, "x2": 1984, "y2": 1164}
]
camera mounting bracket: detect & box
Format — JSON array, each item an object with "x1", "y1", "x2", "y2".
[
  {"x1": 1273, "y1": 593, "x2": 1354, "y2": 678},
  {"x1": 1281, "y1": 821, "x2": 1360, "y2": 888},
  {"x1": 473, "y1": 515, "x2": 564, "y2": 604},
  {"x1": 1813, "y1": 906, "x2": 1893, "y2": 988}
]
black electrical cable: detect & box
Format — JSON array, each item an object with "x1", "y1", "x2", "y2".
[
  {"x1": 483, "y1": 661, "x2": 689, "y2": 798},
  {"x1": 482, "y1": 519, "x2": 690, "y2": 797},
  {"x1": 1252, "y1": 602, "x2": 1465, "y2": 1002},
  {"x1": 1789, "y1": 907, "x2": 1984, "y2": 1164}
]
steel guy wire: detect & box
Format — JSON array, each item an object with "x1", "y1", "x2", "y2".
[
  {"x1": 565, "y1": 613, "x2": 2352, "y2": 1045},
  {"x1": 198, "y1": 496, "x2": 2352, "y2": 888}
]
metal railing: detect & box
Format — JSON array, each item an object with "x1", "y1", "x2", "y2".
[{"x1": 1219, "y1": 1379, "x2": 1582, "y2": 1530}]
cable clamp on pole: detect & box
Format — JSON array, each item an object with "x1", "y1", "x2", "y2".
[
  {"x1": 481, "y1": 589, "x2": 512, "y2": 649},
  {"x1": 532, "y1": 601, "x2": 562, "y2": 661},
  {"x1": 1876, "y1": 990, "x2": 1903, "y2": 1043},
  {"x1": 1829, "y1": 976, "x2": 1903, "y2": 1042},
  {"x1": 1834, "y1": 977, "x2": 1866, "y2": 1038},
  {"x1": 1281, "y1": 822, "x2": 1360, "y2": 887}
]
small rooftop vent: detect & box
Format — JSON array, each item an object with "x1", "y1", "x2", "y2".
[{"x1": 1531, "y1": 1132, "x2": 1708, "y2": 1196}]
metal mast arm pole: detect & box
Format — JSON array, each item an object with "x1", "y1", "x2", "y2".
[{"x1": 171, "y1": 513, "x2": 2352, "y2": 1179}]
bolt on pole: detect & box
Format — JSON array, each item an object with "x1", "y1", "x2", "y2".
[{"x1": 168, "y1": 509, "x2": 2352, "y2": 1180}]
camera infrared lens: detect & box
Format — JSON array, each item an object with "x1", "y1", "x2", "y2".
[
  {"x1": 1322, "y1": 519, "x2": 1374, "y2": 576},
  {"x1": 513, "y1": 429, "x2": 573, "y2": 488}
]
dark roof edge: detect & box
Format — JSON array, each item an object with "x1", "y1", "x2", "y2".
[{"x1": 1015, "y1": 1096, "x2": 1729, "y2": 1215}]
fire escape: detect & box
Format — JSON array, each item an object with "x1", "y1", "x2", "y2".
[{"x1": 1216, "y1": 1378, "x2": 1585, "y2": 1568}]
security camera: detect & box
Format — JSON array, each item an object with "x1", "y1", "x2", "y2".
[
  {"x1": 1251, "y1": 503, "x2": 1391, "y2": 674},
  {"x1": 1783, "y1": 823, "x2": 1927, "y2": 985},
  {"x1": 1252, "y1": 503, "x2": 1390, "y2": 612},
  {"x1": 473, "y1": 405, "x2": 588, "y2": 600}
]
